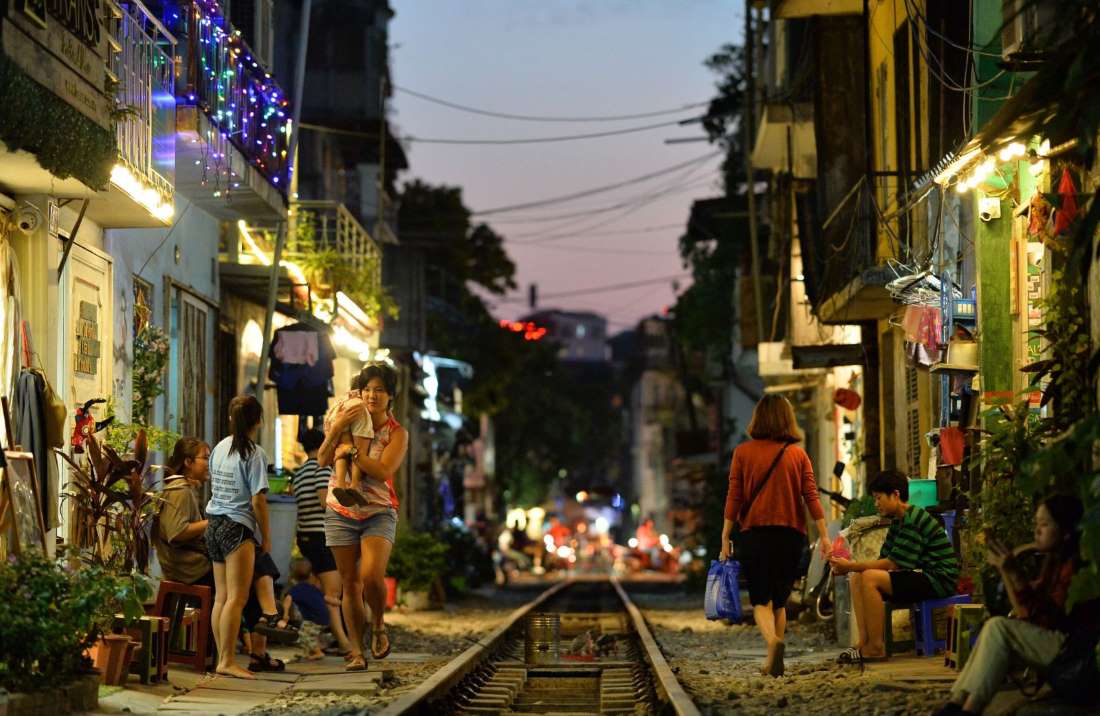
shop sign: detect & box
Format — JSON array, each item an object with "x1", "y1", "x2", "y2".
[
  {"x1": 74, "y1": 300, "x2": 100, "y2": 376},
  {"x1": 3, "y1": 0, "x2": 111, "y2": 129}
]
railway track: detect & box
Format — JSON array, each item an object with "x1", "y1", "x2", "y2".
[{"x1": 377, "y1": 577, "x2": 700, "y2": 716}]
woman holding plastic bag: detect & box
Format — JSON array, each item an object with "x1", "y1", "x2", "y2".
[{"x1": 719, "y1": 394, "x2": 830, "y2": 677}]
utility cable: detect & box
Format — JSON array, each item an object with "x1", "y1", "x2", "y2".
[
  {"x1": 496, "y1": 273, "x2": 691, "y2": 302},
  {"x1": 300, "y1": 117, "x2": 699, "y2": 145},
  {"x1": 394, "y1": 85, "x2": 709, "y2": 122},
  {"x1": 470, "y1": 150, "x2": 722, "y2": 216}
]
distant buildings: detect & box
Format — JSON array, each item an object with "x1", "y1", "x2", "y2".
[{"x1": 521, "y1": 309, "x2": 610, "y2": 363}]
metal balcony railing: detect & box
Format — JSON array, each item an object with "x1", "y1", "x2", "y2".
[
  {"x1": 289, "y1": 200, "x2": 382, "y2": 293},
  {"x1": 107, "y1": 0, "x2": 176, "y2": 201},
  {"x1": 166, "y1": 1, "x2": 291, "y2": 190}
]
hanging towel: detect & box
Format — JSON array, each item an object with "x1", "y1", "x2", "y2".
[
  {"x1": 273, "y1": 330, "x2": 319, "y2": 366},
  {"x1": 939, "y1": 427, "x2": 966, "y2": 466}
]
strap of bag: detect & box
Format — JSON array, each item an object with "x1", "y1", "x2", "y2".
[{"x1": 738, "y1": 441, "x2": 793, "y2": 525}]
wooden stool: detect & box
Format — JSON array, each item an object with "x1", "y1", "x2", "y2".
[
  {"x1": 945, "y1": 604, "x2": 985, "y2": 670},
  {"x1": 113, "y1": 615, "x2": 171, "y2": 684},
  {"x1": 152, "y1": 580, "x2": 213, "y2": 673}
]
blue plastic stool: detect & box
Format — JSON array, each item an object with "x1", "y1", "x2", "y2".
[{"x1": 914, "y1": 594, "x2": 972, "y2": 656}]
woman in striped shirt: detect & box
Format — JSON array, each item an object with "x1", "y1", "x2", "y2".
[
  {"x1": 291, "y1": 428, "x2": 351, "y2": 654},
  {"x1": 830, "y1": 470, "x2": 959, "y2": 663}
]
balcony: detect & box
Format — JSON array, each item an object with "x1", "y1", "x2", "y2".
[{"x1": 163, "y1": 0, "x2": 290, "y2": 220}]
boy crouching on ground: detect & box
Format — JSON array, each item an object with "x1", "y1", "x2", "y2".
[
  {"x1": 280, "y1": 559, "x2": 336, "y2": 660},
  {"x1": 828, "y1": 470, "x2": 959, "y2": 664}
]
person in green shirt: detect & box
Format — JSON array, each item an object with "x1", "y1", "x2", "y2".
[{"x1": 829, "y1": 470, "x2": 959, "y2": 663}]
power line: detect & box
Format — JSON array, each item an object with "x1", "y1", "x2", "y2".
[
  {"x1": 394, "y1": 85, "x2": 710, "y2": 122},
  {"x1": 300, "y1": 117, "x2": 699, "y2": 145},
  {"x1": 515, "y1": 243, "x2": 679, "y2": 256},
  {"x1": 471, "y1": 150, "x2": 722, "y2": 216},
  {"x1": 498, "y1": 273, "x2": 690, "y2": 302}
]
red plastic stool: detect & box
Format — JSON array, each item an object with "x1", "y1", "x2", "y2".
[{"x1": 153, "y1": 580, "x2": 213, "y2": 673}]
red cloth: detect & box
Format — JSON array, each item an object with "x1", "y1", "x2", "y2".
[
  {"x1": 1054, "y1": 168, "x2": 1078, "y2": 236},
  {"x1": 723, "y1": 439, "x2": 825, "y2": 534},
  {"x1": 939, "y1": 427, "x2": 966, "y2": 466}
]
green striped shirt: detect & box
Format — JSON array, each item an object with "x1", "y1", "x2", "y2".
[{"x1": 879, "y1": 505, "x2": 959, "y2": 598}]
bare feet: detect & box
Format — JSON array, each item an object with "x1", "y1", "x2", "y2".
[
  {"x1": 216, "y1": 664, "x2": 257, "y2": 680},
  {"x1": 762, "y1": 641, "x2": 785, "y2": 677}
]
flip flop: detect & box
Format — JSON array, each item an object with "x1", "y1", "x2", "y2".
[
  {"x1": 333, "y1": 487, "x2": 369, "y2": 507},
  {"x1": 254, "y1": 615, "x2": 299, "y2": 645},
  {"x1": 345, "y1": 654, "x2": 368, "y2": 672},
  {"x1": 371, "y1": 626, "x2": 391, "y2": 660},
  {"x1": 248, "y1": 653, "x2": 286, "y2": 672},
  {"x1": 836, "y1": 647, "x2": 861, "y2": 664}
]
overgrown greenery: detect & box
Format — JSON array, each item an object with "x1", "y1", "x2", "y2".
[
  {"x1": 437, "y1": 521, "x2": 495, "y2": 596},
  {"x1": 386, "y1": 527, "x2": 448, "y2": 593},
  {"x1": 0, "y1": 550, "x2": 144, "y2": 693},
  {"x1": 291, "y1": 210, "x2": 398, "y2": 320},
  {"x1": 0, "y1": 56, "x2": 116, "y2": 189}
]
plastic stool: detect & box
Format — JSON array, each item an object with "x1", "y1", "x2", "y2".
[
  {"x1": 945, "y1": 604, "x2": 985, "y2": 670},
  {"x1": 914, "y1": 594, "x2": 972, "y2": 656},
  {"x1": 153, "y1": 580, "x2": 213, "y2": 673}
]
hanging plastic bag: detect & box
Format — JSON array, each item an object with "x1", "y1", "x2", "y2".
[{"x1": 704, "y1": 560, "x2": 742, "y2": 622}]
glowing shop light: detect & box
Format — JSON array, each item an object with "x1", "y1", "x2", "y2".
[
  {"x1": 111, "y1": 164, "x2": 174, "y2": 222},
  {"x1": 575, "y1": 491, "x2": 588, "y2": 503},
  {"x1": 237, "y1": 220, "x2": 308, "y2": 285},
  {"x1": 594, "y1": 516, "x2": 610, "y2": 534},
  {"x1": 336, "y1": 290, "x2": 375, "y2": 330},
  {"x1": 628, "y1": 538, "x2": 639, "y2": 549}
]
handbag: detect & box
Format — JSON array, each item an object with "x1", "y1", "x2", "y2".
[{"x1": 1047, "y1": 628, "x2": 1100, "y2": 704}]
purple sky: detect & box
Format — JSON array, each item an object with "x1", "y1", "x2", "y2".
[{"x1": 390, "y1": 1, "x2": 738, "y2": 332}]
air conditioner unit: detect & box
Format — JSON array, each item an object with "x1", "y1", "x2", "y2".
[{"x1": 1001, "y1": 0, "x2": 1058, "y2": 64}]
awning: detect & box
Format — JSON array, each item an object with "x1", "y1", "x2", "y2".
[
  {"x1": 219, "y1": 262, "x2": 326, "y2": 329},
  {"x1": 791, "y1": 343, "x2": 864, "y2": 369},
  {"x1": 816, "y1": 264, "x2": 897, "y2": 324}
]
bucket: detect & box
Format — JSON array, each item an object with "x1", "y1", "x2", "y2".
[
  {"x1": 525, "y1": 613, "x2": 561, "y2": 664},
  {"x1": 908, "y1": 479, "x2": 938, "y2": 509},
  {"x1": 385, "y1": 577, "x2": 398, "y2": 609}
]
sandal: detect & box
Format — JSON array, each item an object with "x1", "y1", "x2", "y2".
[
  {"x1": 254, "y1": 614, "x2": 300, "y2": 645},
  {"x1": 370, "y1": 625, "x2": 391, "y2": 660},
  {"x1": 345, "y1": 654, "x2": 368, "y2": 671},
  {"x1": 836, "y1": 647, "x2": 861, "y2": 664},
  {"x1": 248, "y1": 652, "x2": 286, "y2": 672},
  {"x1": 333, "y1": 487, "x2": 368, "y2": 508}
]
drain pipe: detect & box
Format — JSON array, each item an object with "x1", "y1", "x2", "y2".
[{"x1": 255, "y1": 0, "x2": 312, "y2": 394}]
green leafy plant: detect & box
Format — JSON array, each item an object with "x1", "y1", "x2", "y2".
[
  {"x1": 841, "y1": 494, "x2": 878, "y2": 528},
  {"x1": 386, "y1": 528, "x2": 448, "y2": 593},
  {"x1": 131, "y1": 323, "x2": 170, "y2": 425},
  {"x1": 0, "y1": 549, "x2": 149, "y2": 693}
]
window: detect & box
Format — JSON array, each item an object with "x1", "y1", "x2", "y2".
[
  {"x1": 576, "y1": 324, "x2": 586, "y2": 338},
  {"x1": 905, "y1": 363, "x2": 921, "y2": 476}
]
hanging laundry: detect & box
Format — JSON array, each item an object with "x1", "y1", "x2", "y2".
[
  {"x1": 269, "y1": 324, "x2": 335, "y2": 415},
  {"x1": 939, "y1": 427, "x2": 966, "y2": 466},
  {"x1": 273, "y1": 330, "x2": 319, "y2": 366},
  {"x1": 903, "y1": 305, "x2": 942, "y2": 355},
  {"x1": 1053, "y1": 167, "x2": 1078, "y2": 236},
  {"x1": 13, "y1": 370, "x2": 50, "y2": 528}
]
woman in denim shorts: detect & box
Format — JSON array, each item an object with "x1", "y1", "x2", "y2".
[
  {"x1": 204, "y1": 395, "x2": 270, "y2": 679},
  {"x1": 319, "y1": 363, "x2": 408, "y2": 672}
]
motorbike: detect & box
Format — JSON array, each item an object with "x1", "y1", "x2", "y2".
[{"x1": 795, "y1": 485, "x2": 851, "y2": 621}]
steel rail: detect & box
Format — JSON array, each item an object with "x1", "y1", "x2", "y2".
[
  {"x1": 377, "y1": 579, "x2": 571, "y2": 715},
  {"x1": 610, "y1": 578, "x2": 702, "y2": 716}
]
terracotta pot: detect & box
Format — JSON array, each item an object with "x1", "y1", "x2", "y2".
[{"x1": 94, "y1": 634, "x2": 134, "y2": 686}]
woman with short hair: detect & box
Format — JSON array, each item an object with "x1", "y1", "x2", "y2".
[
  {"x1": 720, "y1": 394, "x2": 830, "y2": 677},
  {"x1": 319, "y1": 362, "x2": 408, "y2": 672}
]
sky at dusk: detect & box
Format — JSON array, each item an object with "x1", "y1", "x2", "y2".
[{"x1": 389, "y1": 1, "x2": 740, "y2": 333}]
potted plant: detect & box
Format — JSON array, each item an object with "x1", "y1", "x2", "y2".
[
  {"x1": 0, "y1": 550, "x2": 136, "y2": 709},
  {"x1": 386, "y1": 528, "x2": 448, "y2": 611}
]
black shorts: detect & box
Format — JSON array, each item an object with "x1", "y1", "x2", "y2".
[
  {"x1": 297, "y1": 531, "x2": 337, "y2": 574},
  {"x1": 205, "y1": 514, "x2": 256, "y2": 563},
  {"x1": 888, "y1": 570, "x2": 939, "y2": 604},
  {"x1": 739, "y1": 526, "x2": 806, "y2": 608}
]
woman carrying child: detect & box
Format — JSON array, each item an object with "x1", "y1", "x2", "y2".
[{"x1": 319, "y1": 362, "x2": 408, "y2": 672}]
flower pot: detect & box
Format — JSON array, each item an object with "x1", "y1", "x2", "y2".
[
  {"x1": 384, "y1": 577, "x2": 398, "y2": 610},
  {"x1": 401, "y1": 589, "x2": 432, "y2": 612},
  {"x1": 94, "y1": 634, "x2": 134, "y2": 686}
]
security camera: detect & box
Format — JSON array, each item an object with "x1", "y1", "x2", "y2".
[
  {"x1": 15, "y1": 202, "x2": 42, "y2": 235},
  {"x1": 978, "y1": 197, "x2": 1001, "y2": 223}
]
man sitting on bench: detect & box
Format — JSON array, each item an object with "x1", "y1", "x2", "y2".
[{"x1": 829, "y1": 470, "x2": 959, "y2": 663}]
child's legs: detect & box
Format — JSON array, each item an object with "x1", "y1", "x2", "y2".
[{"x1": 254, "y1": 574, "x2": 278, "y2": 615}]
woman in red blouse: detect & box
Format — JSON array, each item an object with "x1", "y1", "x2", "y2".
[
  {"x1": 720, "y1": 394, "x2": 829, "y2": 677},
  {"x1": 935, "y1": 495, "x2": 1100, "y2": 715}
]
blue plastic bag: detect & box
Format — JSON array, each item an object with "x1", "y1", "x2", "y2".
[{"x1": 704, "y1": 559, "x2": 742, "y2": 622}]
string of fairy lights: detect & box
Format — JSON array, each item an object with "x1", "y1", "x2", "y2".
[{"x1": 163, "y1": 0, "x2": 291, "y2": 190}]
